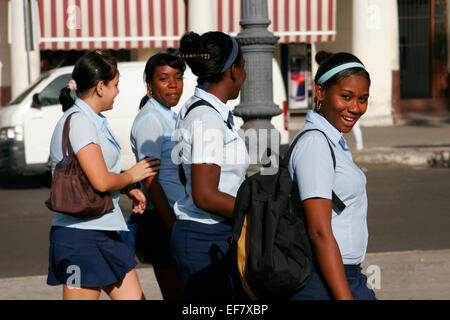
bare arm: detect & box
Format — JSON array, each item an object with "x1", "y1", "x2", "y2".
[
  {"x1": 76, "y1": 143, "x2": 160, "y2": 193},
  {"x1": 142, "y1": 171, "x2": 176, "y2": 230},
  {"x1": 191, "y1": 163, "x2": 235, "y2": 219},
  {"x1": 302, "y1": 198, "x2": 353, "y2": 300}
]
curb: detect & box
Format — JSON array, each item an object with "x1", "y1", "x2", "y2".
[{"x1": 353, "y1": 147, "x2": 450, "y2": 167}]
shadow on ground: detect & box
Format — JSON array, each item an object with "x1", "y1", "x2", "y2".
[{"x1": 0, "y1": 173, "x2": 52, "y2": 189}]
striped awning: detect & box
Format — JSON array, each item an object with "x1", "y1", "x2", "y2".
[
  {"x1": 38, "y1": 0, "x2": 186, "y2": 50},
  {"x1": 217, "y1": 0, "x2": 336, "y2": 43}
]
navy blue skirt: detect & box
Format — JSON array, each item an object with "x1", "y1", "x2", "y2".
[
  {"x1": 170, "y1": 219, "x2": 247, "y2": 300},
  {"x1": 121, "y1": 210, "x2": 176, "y2": 269},
  {"x1": 290, "y1": 262, "x2": 377, "y2": 300},
  {"x1": 47, "y1": 226, "x2": 138, "y2": 288}
]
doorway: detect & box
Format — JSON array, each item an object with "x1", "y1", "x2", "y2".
[{"x1": 397, "y1": 0, "x2": 448, "y2": 111}]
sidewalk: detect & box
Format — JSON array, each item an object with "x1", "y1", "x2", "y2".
[
  {"x1": 348, "y1": 112, "x2": 450, "y2": 168},
  {"x1": 1, "y1": 249, "x2": 449, "y2": 300},
  {"x1": 362, "y1": 249, "x2": 450, "y2": 300}
]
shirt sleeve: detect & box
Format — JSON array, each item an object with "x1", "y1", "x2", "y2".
[
  {"x1": 133, "y1": 113, "x2": 164, "y2": 161},
  {"x1": 190, "y1": 107, "x2": 226, "y2": 166},
  {"x1": 289, "y1": 131, "x2": 335, "y2": 201},
  {"x1": 68, "y1": 112, "x2": 99, "y2": 155}
]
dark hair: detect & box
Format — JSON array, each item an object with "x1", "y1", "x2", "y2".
[
  {"x1": 59, "y1": 50, "x2": 118, "y2": 112},
  {"x1": 314, "y1": 51, "x2": 371, "y2": 88},
  {"x1": 139, "y1": 52, "x2": 186, "y2": 109},
  {"x1": 179, "y1": 31, "x2": 243, "y2": 84}
]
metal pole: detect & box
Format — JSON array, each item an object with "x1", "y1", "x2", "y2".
[
  {"x1": 235, "y1": 0, "x2": 281, "y2": 173},
  {"x1": 23, "y1": 0, "x2": 34, "y2": 85}
]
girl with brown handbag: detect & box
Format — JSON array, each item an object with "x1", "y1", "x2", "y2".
[{"x1": 46, "y1": 51, "x2": 160, "y2": 300}]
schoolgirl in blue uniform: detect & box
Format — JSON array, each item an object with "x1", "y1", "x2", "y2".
[
  {"x1": 289, "y1": 51, "x2": 376, "y2": 300},
  {"x1": 125, "y1": 53, "x2": 186, "y2": 299},
  {"x1": 171, "y1": 31, "x2": 249, "y2": 299},
  {"x1": 46, "y1": 51, "x2": 160, "y2": 300}
]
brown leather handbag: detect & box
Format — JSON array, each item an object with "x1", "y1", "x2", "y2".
[{"x1": 45, "y1": 112, "x2": 114, "y2": 218}]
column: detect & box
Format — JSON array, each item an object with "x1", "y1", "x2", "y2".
[
  {"x1": 187, "y1": 0, "x2": 216, "y2": 33},
  {"x1": 9, "y1": 0, "x2": 40, "y2": 99},
  {"x1": 235, "y1": 0, "x2": 281, "y2": 173},
  {"x1": 352, "y1": 0, "x2": 395, "y2": 126},
  {"x1": 0, "y1": 61, "x2": 3, "y2": 106}
]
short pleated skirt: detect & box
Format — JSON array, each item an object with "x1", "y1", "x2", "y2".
[
  {"x1": 47, "y1": 226, "x2": 138, "y2": 288},
  {"x1": 121, "y1": 210, "x2": 176, "y2": 268}
]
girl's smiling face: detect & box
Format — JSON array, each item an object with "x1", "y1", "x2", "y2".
[{"x1": 316, "y1": 72, "x2": 370, "y2": 133}]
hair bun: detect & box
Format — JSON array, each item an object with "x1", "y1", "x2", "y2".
[
  {"x1": 179, "y1": 31, "x2": 240, "y2": 82},
  {"x1": 315, "y1": 50, "x2": 333, "y2": 65},
  {"x1": 180, "y1": 32, "x2": 202, "y2": 54}
]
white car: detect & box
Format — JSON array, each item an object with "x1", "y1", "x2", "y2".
[{"x1": 0, "y1": 60, "x2": 287, "y2": 175}]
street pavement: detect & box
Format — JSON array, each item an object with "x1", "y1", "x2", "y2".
[
  {"x1": 1, "y1": 249, "x2": 449, "y2": 300},
  {"x1": 1, "y1": 111, "x2": 450, "y2": 300}
]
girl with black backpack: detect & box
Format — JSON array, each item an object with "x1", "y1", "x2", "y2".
[
  {"x1": 288, "y1": 51, "x2": 376, "y2": 300},
  {"x1": 171, "y1": 31, "x2": 249, "y2": 300}
]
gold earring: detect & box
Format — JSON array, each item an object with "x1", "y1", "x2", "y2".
[
  {"x1": 315, "y1": 100, "x2": 323, "y2": 112},
  {"x1": 147, "y1": 89, "x2": 152, "y2": 98}
]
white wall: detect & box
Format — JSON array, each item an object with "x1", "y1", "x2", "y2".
[
  {"x1": 9, "y1": 0, "x2": 41, "y2": 99},
  {"x1": 188, "y1": 0, "x2": 216, "y2": 33},
  {"x1": 0, "y1": 0, "x2": 11, "y2": 103},
  {"x1": 352, "y1": 0, "x2": 397, "y2": 126}
]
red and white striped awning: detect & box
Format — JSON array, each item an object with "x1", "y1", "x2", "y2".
[
  {"x1": 38, "y1": 0, "x2": 186, "y2": 50},
  {"x1": 217, "y1": 0, "x2": 336, "y2": 43},
  {"x1": 38, "y1": 0, "x2": 335, "y2": 51}
]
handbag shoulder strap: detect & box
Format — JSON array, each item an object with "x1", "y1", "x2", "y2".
[{"x1": 61, "y1": 112, "x2": 78, "y2": 157}]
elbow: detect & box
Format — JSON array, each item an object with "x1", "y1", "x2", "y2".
[
  {"x1": 192, "y1": 193, "x2": 206, "y2": 210},
  {"x1": 92, "y1": 182, "x2": 109, "y2": 193},
  {"x1": 89, "y1": 176, "x2": 111, "y2": 193},
  {"x1": 192, "y1": 190, "x2": 214, "y2": 211},
  {"x1": 307, "y1": 228, "x2": 334, "y2": 245}
]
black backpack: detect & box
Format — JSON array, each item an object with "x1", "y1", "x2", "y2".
[{"x1": 230, "y1": 128, "x2": 346, "y2": 300}]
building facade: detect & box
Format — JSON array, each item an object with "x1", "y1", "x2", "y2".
[{"x1": 0, "y1": 0, "x2": 449, "y2": 126}]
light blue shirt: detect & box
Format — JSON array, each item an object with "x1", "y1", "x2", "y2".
[
  {"x1": 130, "y1": 98, "x2": 185, "y2": 209},
  {"x1": 49, "y1": 98, "x2": 128, "y2": 231},
  {"x1": 173, "y1": 87, "x2": 250, "y2": 224},
  {"x1": 288, "y1": 110, "x2": 368, "y2": 265}
]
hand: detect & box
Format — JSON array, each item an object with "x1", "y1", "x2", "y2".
[
  {"x1": 127, "y1": 188, "x2": 147, "y2": 214},
  {"x1": 127, "y1": 157, "x2": 160, "y2": 183}
]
